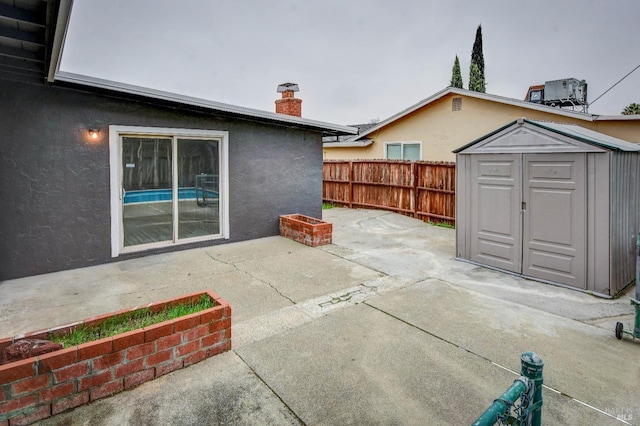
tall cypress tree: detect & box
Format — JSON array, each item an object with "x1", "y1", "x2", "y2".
[
  {"x1": 468, "y1": 63, "x2": 485, "y2": 92},
  {"x1": 469, "y1": 25, "x2": 486, "y2": 92},
  {"x1": 450, "y1": 55, "x2": 463, "y2": 88}
]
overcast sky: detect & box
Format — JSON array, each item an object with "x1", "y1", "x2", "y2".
[{"x1": 60, "y1": 0, "x2": 640, "y2": 125}]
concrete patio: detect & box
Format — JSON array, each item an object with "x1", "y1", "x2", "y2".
[{"x1": 0, "y1": 208, "x2": 637, "y2": 425}]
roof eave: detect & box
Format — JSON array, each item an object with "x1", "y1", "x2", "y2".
[
  {"x1": 52, "y1": 71, "x2": 357, "y2": 134},
  {"x1": 594, "y1": 115, "x2": 640, "y2": 121},
  {"x1": 323, "y1": 139, "x2": 374, "y2": 148},
  {"x1": 353, "y1": 87, "x2": 455, "y2": 140},
  {"x1": 46, "y1": 0, "x2": 73, "y2": 83}
]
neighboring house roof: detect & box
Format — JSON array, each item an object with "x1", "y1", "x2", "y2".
[
  {"x1": 326, "y1": 87, "x2": 640, "y2": 147},
  {"x1": 5, "y1": 0, "x2": 355, "y2": 136},
  {"x1": 454, "y1": 118, "x2": 640, "y2": 153},
  {"x1": 322, "y1": 122, "x2": 378, "y2": 146},
  {"x1": 349, "y1": 122, "x2": 379, "y2": 133},
  {"x1": 323, "y1": 138, "x2": 374, "y2": 148}
]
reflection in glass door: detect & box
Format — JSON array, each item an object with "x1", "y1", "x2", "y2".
[
  {"x1": 121, "y1": 136, "x2": 221, "y2": 249},
  {"x1": 122, "y1": 137, "x2": 173, "y2": 247},
  {"x1": 177, "y1": 138, "x2": 220, "y2": 239}
]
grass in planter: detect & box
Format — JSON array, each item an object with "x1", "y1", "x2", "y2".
[{"x1": 51, "y1": 294, "x2": 215, "y2": 347}]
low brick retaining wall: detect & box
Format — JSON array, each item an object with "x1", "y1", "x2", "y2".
[
  {"x1": 280, "y1": 214, "x2": 332, "y2": 247},
  {"x1": 0, "y1": 290, "x2": 231, "y2": 425}
]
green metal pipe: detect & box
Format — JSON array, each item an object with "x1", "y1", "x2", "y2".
[
  {"x1": 471, "y1": 378, "x2": 528, "y2": 426},
  {"x1": 632, "y1": 300, "x2": 640, "y2": 339},
  {"x1": 471, "y1": 352, "x2": 544, "y2": 426},
  {"x1": 521, "y1": 351, "x2": 544, "y2": 426}
]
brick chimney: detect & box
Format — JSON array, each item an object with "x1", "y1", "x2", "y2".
[{"x1": 275, "y1": 83, "x2": 302, "y2": 117}]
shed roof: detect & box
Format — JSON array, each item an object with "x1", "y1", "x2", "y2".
[
  {"x1": 526, "y1": 120, "x2": 640, "y2": 152},
  {"x1": 454, "y1": 118, "x2": 640, "y2": 153}
]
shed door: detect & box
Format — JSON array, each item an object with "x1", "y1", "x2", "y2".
[
  {"x1": 522, "y1": 154, "x2": 586, "y2": 288},
  {"x1": 470, "y1": 154, "x2": 522, "y2": 273}
]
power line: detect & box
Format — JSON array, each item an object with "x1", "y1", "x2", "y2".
[{"x1": 590, "y1": 63, "x2": 640, "y2": 106}]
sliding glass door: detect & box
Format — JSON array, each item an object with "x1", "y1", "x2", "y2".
[
  {"x1": 122, "y1": 137, "x2": 173, "y2": 247},
  {"x1": 111, "y1": 127, "x2": 228, "y2": 256}
]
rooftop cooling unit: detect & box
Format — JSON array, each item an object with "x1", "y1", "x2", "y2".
[
  {"x1": 525, "y1": 78, "x2": 588, "y2": 112},
  {"x1": 544, "y1": 78, "x2": 587, "y2": 105}
]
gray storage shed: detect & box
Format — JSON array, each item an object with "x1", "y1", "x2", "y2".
[{"x1": 454, "y1": 118, "x2": 640, "y2": 297}]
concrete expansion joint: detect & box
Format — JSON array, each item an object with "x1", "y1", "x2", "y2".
[{"x1": 318, "y1": 246, "x2": 392, "y2": 279}]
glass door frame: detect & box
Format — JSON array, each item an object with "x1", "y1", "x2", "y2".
[{"x1": 109, "y1": 125, "x2": 229, "y2": 257}]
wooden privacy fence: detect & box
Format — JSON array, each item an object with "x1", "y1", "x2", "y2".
[{"x1": 323, "y1": 160, "x2": 456, "y2": 226}]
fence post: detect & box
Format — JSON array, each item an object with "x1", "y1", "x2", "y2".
[
  {"x1": 412, "y1": 162, "x2": 417, "y2": 218},
  {"x1": 520, "y1": 351, "x2": 544, "y2": 426},
  {"x1": 348, "y1": 161, "x2": 353, "y2": 208},
  {"x1": 471, "y1": 352, "x2": 543, "y2": 426}
]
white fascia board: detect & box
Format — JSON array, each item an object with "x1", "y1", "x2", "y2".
[
  {"x1": 594, "y1": 115, "x2": 640, "y2": 121},
  {"x1": 323, "y1": 139, "x2": 374, "y2": 148},
  {"x1": 53, "y1": 71, "x2": 357, "y2": 134},
  {"x1": 352, "y1": 87, "x2": 597, "y2": 142},
  {"x1": 47, "y1": 0, "x2": 73, "y2": 83}
]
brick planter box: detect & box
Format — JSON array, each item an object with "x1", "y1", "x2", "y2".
[
  {"x1": 280, "y1": 214, "x2": 332, "y2": 247},
  {"x1": 0, "y1": 290, "x2": 231, "y2": 425}
]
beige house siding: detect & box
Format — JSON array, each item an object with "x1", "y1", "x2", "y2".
[
  {"x1": 324, "y1": 92, "x2": 640, "y2": 161},
  {"x1": 593, "y1": 120, "x2": 640, "y2": 143},
  {"x1": 322, "y1": 144, "x2": 378, "y2": 160}
]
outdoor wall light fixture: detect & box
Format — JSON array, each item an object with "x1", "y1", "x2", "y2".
[{"x1": 89, "y1": 129, "x2": 99, "y2": 139}]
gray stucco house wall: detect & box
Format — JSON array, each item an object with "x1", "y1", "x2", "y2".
[{"x1": 0, "y1": 79, "x2": 331, "y2": 280}]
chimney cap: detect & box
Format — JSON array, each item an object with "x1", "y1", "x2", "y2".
[{"x1": 277, "y1": 83, "x2": 299, "y2": 93}]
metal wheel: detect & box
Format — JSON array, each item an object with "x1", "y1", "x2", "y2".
[{"x1": 615, "y1": 322, "x2": 624, "y2": 340}]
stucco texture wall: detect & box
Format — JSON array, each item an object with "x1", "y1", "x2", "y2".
[
  {"x1": 323, "y1": 93, "x2": 640, "y2": 162},
  {"x1": 593, "y1": 120, "x2": 640, "y2": 143},
  {"x1": 0, "y1": 80, "x2": 323, "y2": 280},
  {"x1": 322, "y1": 144, "x2": 378, "y2": 160}
]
